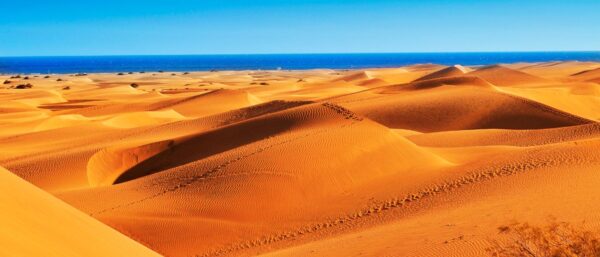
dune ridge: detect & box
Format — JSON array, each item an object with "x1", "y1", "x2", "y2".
[
  {"x1": 468, "y1": 64, "x2": 551, "y2": 86},
  {"x1": 413, "y1": 65, "x2": 471, "y2": 81},
  {"x1": 571, "y1": 67, "x2": 600, "y2": 82}
]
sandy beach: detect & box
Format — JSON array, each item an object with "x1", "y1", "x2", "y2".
[{"x1": 3, "y1": 61, "x2": 600, "y2": 256}]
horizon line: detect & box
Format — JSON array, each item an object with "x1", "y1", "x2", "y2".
[{"x1": 2, "y1": 50, "x2": 600, "y2": 58}]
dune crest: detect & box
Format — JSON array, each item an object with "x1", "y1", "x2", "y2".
[
  {"x1": 101, "y1": 109, "x2": 186, "y2": 128},
  {"x1": 468, "y1": 64, "x2": 551, "y2": 86},
  {"x1": 333, "y1": 71, "x2": 373, "y2": 82},
  {"x1": 387, "y1": 75, "x2": 495, "y2": 91},
  {"x1": 413, "y1": 65, "x2": 471, "y2": 81},
  {"x1": 571, "y1": 67, "x2": 600, "y2": 82}
]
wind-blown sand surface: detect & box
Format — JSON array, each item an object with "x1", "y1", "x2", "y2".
[{"x1": 2, "y1": 62, "x2": 600, "y2": 256}]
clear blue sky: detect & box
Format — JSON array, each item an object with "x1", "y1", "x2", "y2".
[{"x1": 1, "y1": 0, "x2": 599, "y2": 56}]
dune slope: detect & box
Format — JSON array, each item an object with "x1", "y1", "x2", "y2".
[
  {"x1": 468, "y1": 64, "x2": 550, "y2": 86},
  {"x1": 335, "y1": 84, "x2": 591, "y2": 132},
  {"x1": 0, "y1": 166, "x2": 162, "y2": 257}
]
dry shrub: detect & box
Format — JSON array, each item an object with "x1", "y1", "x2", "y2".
[
  {"x1": 489, "y1": 220, "x2": 600, "y2": 257},
  {"x1": 15, "y1": 83, "x2": 33, "y2": 89}
]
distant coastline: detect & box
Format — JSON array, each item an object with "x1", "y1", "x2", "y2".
[{"x1": 2, "y1": 51, "x2": 600, "y2": 74}]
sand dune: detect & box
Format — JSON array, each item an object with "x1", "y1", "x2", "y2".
[
  {"x1": 408, "y1": 122, "x2": 600, "y2": 147},
  {"x1": 333, "y1": 70, "x2": 373, "y2": 82},
  {"x1": 0, "y1": 89, "x2": 67, "y2": 106},
  {"x1": 495, "y1": 84, "x2": 600, "y2": 121},
  {"x1": 58, "y1": 102, "x2": 450, "y2": 256},
  {"x1": 356, "y1": 78, "x2": 388, "y2": 87},
  {"x1": 571, "y1": 67, "x2": 600, "y2": 82},
  {"x1": 335, "y1": 85, "x2": 590, "y2": 132},
  {"x1": 389, "y1": 75, "x2": 495, "y2": 91},
  {"x1": 101, "y1": 109, "x2": 186, "y2": 128},
  {"x1": 0, "y1": 166, "x2": 161, "y2": 257},
  {"x1": 153, "y1": 89, "x2": 262, "y2": 117},
  {"x1": 468, "y1": 64, "x2": 550, "y2": 86},
  {"x1": 510, "y1": 61, "x2": 600, "y2": 79},
  {"x1": 413, "y1": 65, "x2": 471, "y2": 81},
  {"x1": 2, "y1": 62, "x2": 600, "y2": 257},
  {"x1": 87, "y1": 102, "x2": 448, "y2": 186}
]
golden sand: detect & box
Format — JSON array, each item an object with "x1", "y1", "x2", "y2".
[{"x1": 2, "y1": 62, "x2": 600, "y2": 256}]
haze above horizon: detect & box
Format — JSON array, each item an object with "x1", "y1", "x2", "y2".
[{"x1": 2, "y1": 0, "x2": 600, "y2": 57}]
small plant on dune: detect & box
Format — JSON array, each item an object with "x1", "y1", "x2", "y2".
[
  {"x1": 3, "y1": 80, "x2": 10, "y2": 84},
  {"x1": 56, "y1": 78, "x2": 63, "y2": 82},
  {"x1": 15, "y1": 83, "x2": 33, "y2": 89},
  {"x1": 62, "y1": 86, "x2": 71, "y2": 90},
  {"x1": 130, "y1": 83, "x2": 139, "y2": 88},
  {"x1": 488, "y1": 219, "x2": 600, "y2": 257}
]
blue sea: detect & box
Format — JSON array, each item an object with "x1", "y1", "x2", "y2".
[{"x1": 1, "y1": 52, "x2": 600, "y2": 74}]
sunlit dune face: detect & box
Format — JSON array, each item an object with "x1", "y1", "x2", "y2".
[{"x1": 2, "y1": 62, "x2": 600, "y2": 257}]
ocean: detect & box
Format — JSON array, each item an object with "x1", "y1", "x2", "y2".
[{"x1": 1, "y1": 52, "x2": 600, "y2": 74}]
